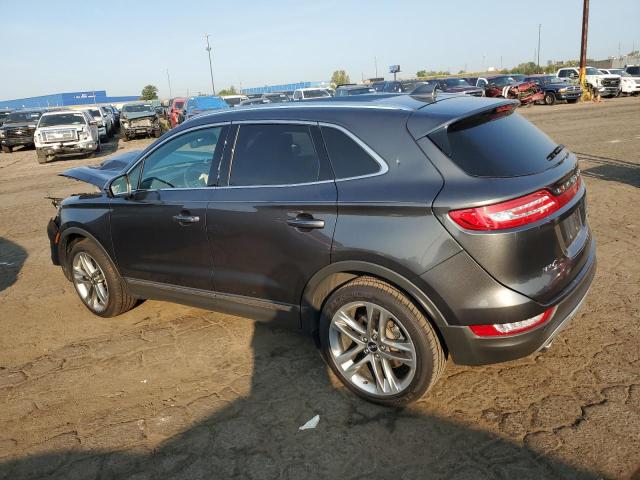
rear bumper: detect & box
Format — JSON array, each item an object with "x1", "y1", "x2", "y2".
[{"x1": 423, "y1": 238, "x2": 597, "y2": 365}]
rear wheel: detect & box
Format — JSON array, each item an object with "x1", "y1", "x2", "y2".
[
  {"x1": 69, "y1": 239, "x2": 137, "y2": 317},
  {"x1": 319, "y1": 276, "x2": 445, "y2": 406},
  {"x1": 544, "y1": 92, "x2": 556, "y2": 105}
]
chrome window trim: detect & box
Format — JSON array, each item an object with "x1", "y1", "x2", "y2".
[{"x1": 124, "y1": 122, "x2": 230, "y2": 192}]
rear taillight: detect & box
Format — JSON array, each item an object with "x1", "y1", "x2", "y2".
[
  {"x1": 468, "y1": 307, "x2": 557, "y2": 336},
  {"x1": 449, "y1": 175, "x2": 581, "y2": 231}
]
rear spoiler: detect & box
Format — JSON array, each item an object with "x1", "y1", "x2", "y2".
[{"x1": 406, "y1": 96, "x2": 519, "y2": 140}]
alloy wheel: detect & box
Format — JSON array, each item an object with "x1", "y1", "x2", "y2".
[
  {"x1": 328, "y1": 301, "x2": 417, "y2": 396},
  {"x1": 72, "y1": 252, "x2": 109, "y2": 312}
]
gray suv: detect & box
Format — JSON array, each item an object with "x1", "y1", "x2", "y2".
[{"x1": 48, "y1": 94, "x2": 596, "y2": 406}]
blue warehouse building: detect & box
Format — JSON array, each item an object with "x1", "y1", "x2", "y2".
[
  {"x1": 241, "y1": 81, "x2": 330, "y2": 95},
  {"x1": 0, "y1": 90, "x2": 139, "y2": 110}
]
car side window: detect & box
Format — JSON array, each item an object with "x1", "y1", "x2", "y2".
[
  {"x1": 229, "y1": 124, "x2": 321, "y2": 186},
  {"x1": 477, "y1": 79, "x2": 487, "y2": 87},
  {"x1": 321, "y1": 126, "x2": 382, "y2": 179},
  {"x1": 558, "y1": 70, "x2": 568, "y2": 78},
  {"x1": 139, "y1": 127, "x2": 223, "y2": 190}
]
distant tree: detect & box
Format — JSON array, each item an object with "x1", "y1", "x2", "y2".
[
  {"x1": 218, "y1": 86, "x2": 238, "y2": 96},
  {"x1": 508, "y1": 62, "x2": 539, "y2": 75},
  {"x1": 457, "y1": 69, "x2": 466, "y2": 74},
  {"x1": 331, "y1": 70, "x2": 351, "y2": 86},
  {"x1": 417, "y1": 70, "x2": 450, "y2": 78},
  {"x1": 140, "y1": 85, "x2": 158, "y2": 100}
]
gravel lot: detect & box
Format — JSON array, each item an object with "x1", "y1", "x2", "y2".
[{"x1": 0, "y1": 97, "x2": 639, "y2": 479}]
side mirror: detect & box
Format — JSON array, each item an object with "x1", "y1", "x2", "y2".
[{"x1": 108, "y1": 174, "x2": 131, "y2": 198}]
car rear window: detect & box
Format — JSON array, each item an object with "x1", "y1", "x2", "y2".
[
  {"x1": 321, "y1": 127, "x2": 381, "y2": 179},
  {"x1": 626, "y1": 66, "x2": 640, "y2": 75},
  {"x1": 428, "y1": 108, "x2": 560, "y2": 177}
]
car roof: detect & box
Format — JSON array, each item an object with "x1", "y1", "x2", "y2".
[
  {"x1": 41, "y1": 110, "x2": 85, "y2": 115},
  {"x1": 336, "y1": 85, "x2": 374, "y2": 90}
]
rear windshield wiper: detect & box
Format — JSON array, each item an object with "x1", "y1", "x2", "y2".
[{"x1": 547, "y1": 144, "x2": 565, "y2": 162}]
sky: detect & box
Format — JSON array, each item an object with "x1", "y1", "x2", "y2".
[{"x1": 1, "y1": 0, "x2": 639, "y2": 100}]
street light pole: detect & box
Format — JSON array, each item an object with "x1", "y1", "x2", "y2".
[
  {"x1": 537, "y1": 24, "x2": 542, "y2": 72},
  {"x1": 166, "y1": 69, "x2": 172, "y2": 98},
  {"x1": 579, "y1": 0, "x2": 589, "y2": 89},
  {"x1": 204, "y1": 34, "x2": 215, "y2": 95}
]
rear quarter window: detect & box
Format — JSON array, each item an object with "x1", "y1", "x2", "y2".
[
  {"x1": 428, "y1": 110, "x2": 559, "y2": 177},
  {"x1": 321, "y1": 127, "x2": 382, "y2": 179}
]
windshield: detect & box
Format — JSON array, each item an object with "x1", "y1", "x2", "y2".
[
  {"x1": 88, "y1": 109, "x2": 101, "y2": 117},
  {"x1": 223, "y1": 97, "x2": 243, "y2": 106},
  {"x1": 39, "y1": 113, "x2": 86, "y2": 127},
  {"x1": 510, "y1": 74, "x2": 525, "y2": 82},
  {"x1": 541, "y1": 76, "x2": 562, "y2": 84},
  {"x1": 303, "y1": 89, "x2": 331, "y2": 98},
  {"x1": 191, "y1": 97, "x2": 229, "y2": 109},
  {"x1": 6, "y1": 111, "x2": 42, "y2": 123},
  {"x1": 585, "y1": 67, "x2": 601, "y2": 75},
  {"x1": 122, "y1": 104, "x2": 154, "y2": 113},
  {"x1": 441, "y1": 78, "x2": 471, "y2": 87},
  {"x1": 489, "y1": 76, "x2": 517, "y2": 87},
  {"x1": 265, "y1": 94, "x2": 289, "y2": 103}
]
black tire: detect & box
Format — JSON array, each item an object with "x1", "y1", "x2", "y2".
[
  {"x1": 1, "y1": 145, "x2": 12, "y2": 153},
  {"x1": 122, "y1": 135, "x2": 129, "y2": 142},
  {"x1": 319, "y1": 276, "x2": 446, "y2": 407},
  {"x1": 153, "y1": 128, "x2": 161, "y2": 138},
  {"x1": 567, "y1": 99, "x2": 578, "y2": 104},
  {"x1": 68, "y1": 238, "x2": 137, "y2": 317},
  {"x1": 37, "y1": 153, "x2": 48, "y2": 164},
  {"x1": 544, "y1": 92, "x2": 556, "y2": 105},
  {"x1": 96, "y1": 139, "x2": 101, "y2": 152}
]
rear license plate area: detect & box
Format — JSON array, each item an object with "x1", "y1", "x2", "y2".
[{"x1": 559, "y1": 206, "x2": 584, "y2": 248}]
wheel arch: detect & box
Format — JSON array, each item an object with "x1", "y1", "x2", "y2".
[
  {"x1": 300, "y1": 261, "x2": 450, "y2": 353},
  {"x1": 59, "y1": 227, "x2": 118, "y2": 281}
]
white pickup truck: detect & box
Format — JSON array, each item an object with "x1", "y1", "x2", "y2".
[{"x1": 556, "y1": 66, "x2": 621, "y2": 97}]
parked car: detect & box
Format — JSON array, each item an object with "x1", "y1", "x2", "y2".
[
  {"x1": 599, "y1": 68, "x2": 625, "y2": 76},
  {"x1": 292, "y1": 88, "x2": 332, "y2": 101},
  {"x1": 49, "y1": 94, "x2": 595, "y2": 406},
  {"x1": 0, "y1": 109, "x2": 13, "y2": 127},
  {"x1": 82, "y1": 107, "x2": 110, "y2": 140},
  {"x1": 168, "y1": 97, "x2": 186, "y2": 128},
  {"x1": 381, "y1": 79, "x2": 425, "y2": 93},
  {"x1": 625, "y1": 65, "x2": 640, "y2": 76},
  {"x1": 120, "y1": 103, "x2": 161, "y2": 141},
  {"x1": 523, "y1": 75, "x2": 582, "y2": 105},
  {"x1": 262, "y1": 93, "x2": 290, "y2": 103},
  {"x1": 100, "y1": 106, "x2": 115, "y2": 134},
  {"x1": 335, "y1": 85, "x2": 377, "y2": 96},
  {"x1": 619, "y1": 66, "x2": 640, "y2": 95},
  {"x1": 556, "y1": 66, "x2": 620, "y2": 97},
  {"x1": 370, "y1": 81, "x2": 386, "y2": 92},
  {"x1": 237, "y1": 98, "x2": 271, "y2": 107},
  {"x1": 34, "y1": 110, "x2": 100, "y2": 164},
  {"x1": 182, "y1": 96, "x2": 230, "y2": 120},
  {"x1": 222, "y1": 95, "x2": 249, "y2": 108},
  {"x1": 105, "y1": 105, "x2": 120, "y2": 129},
  {"x1": 0, "y1": 109, "x2": 45, "y2": 153},
  {"x1": 475, "y1": 75, "x2": 544, "y2": 105},
  {"x1": 426, "y1": 78, "x2": 484, "y2": 97}
]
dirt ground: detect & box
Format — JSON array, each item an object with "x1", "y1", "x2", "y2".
[{"x1": 0, "y1": 97, "x2": 639, "y2": 480}]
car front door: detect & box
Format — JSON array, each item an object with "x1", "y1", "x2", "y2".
[
  {"x1": 207, "y1": 122, "x2": 337, "y2": 314},
  {"x1": 110, "y1": 124, "x2": 228, "y2": 290}
]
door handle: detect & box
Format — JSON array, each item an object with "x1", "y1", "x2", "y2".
[
  {"x1": 286, "y1": 216, "x2": 325, "y2": 230},
  {"x1": 173, "y1": 214, "x2": 200, "y2": 224}
]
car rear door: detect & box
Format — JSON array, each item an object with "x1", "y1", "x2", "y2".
[
  {"x1": 110, "y1": 124, "x2": 228, "y2": 290},
  {"x1": 207, "y1": 121, "x2": 337, "y2": 313}
]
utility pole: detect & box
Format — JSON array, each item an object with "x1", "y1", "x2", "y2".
[
  {"x1": 374, "y1": 56, "x2": 378, "y2": 78},
  {"x1": 537, "y1": 24, "x2": 542, "y2": 72},
  {"x1": 579, "y1": 0, "x2": 589, "y2": 89},
  {"x1": 166, "y1": 69, "x2": 172, "y2": 99},
  {"x1": 204, "y1": 34, "x2": 215, "y2": 95}
]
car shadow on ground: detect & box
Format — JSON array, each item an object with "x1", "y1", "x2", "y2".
[
  {"x1": 0, "y1": 237, "x2": 27, "y2": 293},
  {"x1": 0, "y1": 321, "x2": 599, "y2": 479},
  {"x1": 578, "y1": 152, "x2": 640, "y2": 188}
]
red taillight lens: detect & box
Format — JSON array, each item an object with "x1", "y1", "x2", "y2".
[
  {"x1": 449, "y1": 175, "x2": 581, "y2": 231},
  {"x1": 468, "y1": 307, "x2": 557, "y2": 337}
]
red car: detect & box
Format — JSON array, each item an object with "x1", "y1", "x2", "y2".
[
  {"x1": 477, "y1": 75, "x2": 544, "y2": 105},
  {"x1": 168, "y1": 97, "x2": 186, "y2": 128}
]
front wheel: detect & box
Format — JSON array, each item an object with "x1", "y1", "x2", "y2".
[
  {"x1": 544, "y1": 92, "x2": 556, "y2": 105},
  {"x1": 69, "y1": 239, "x2": 137, "y2": 317},
  {"x1": 319, "y1": 276, "x2": 446, "y2": 406}
]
